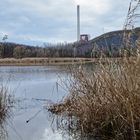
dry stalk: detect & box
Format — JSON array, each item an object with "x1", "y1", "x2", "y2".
[{"x1": 48, "y1": 56, "x2": 140, "y2": 140}]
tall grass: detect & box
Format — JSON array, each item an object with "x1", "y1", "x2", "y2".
[
  {"x1": 49, "y1": 55, "x2": 140, "y2": 140},
  {"x1": 0, "y1": 86, "x2": 12, "y2": 139}
]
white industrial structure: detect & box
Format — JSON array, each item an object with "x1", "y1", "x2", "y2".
[{"x1": 77, "y1": 5, "x2": 80, "y2": 41}]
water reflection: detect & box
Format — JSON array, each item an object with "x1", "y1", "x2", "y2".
[{"x1": 0, "y1": 66, "x2": 69, "y2": 140}]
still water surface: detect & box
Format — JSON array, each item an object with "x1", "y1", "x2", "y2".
[{"x1": 0, "y1": 66, "x2": 70, "y2": 140}]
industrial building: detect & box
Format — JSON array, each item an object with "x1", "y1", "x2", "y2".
[{"x1": 75, "y1": 27, "x2": 140, "y2": 57}]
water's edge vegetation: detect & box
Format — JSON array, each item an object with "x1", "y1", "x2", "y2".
[
  {"x1": 0, "y1": 58, "x2": 95, "y2": 66},
  {"x1": 48, "y1": 55, "x2": 140, "y2": 140},
  {"x1": 0, "y1": 86, "x2": 13, "y2": 139}
]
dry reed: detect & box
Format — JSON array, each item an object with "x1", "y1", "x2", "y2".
[
  {"x1": 49, "y1": 55, "x2": 140, "y2": 140},
  {"x1": 0, "y1": 86, "x2": 12, "y2": 139}
]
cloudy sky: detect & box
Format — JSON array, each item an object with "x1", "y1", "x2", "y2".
[{"x1": 0, "y1": 0, "x2": 131, "y2": 45}]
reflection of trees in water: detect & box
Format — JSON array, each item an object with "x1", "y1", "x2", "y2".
[
  {"x1": 0, "y1": 125, "x2": 7, "y2": 140},
  {"x1": 50, "y1": 114, "x2": 98, "y2": 140}
]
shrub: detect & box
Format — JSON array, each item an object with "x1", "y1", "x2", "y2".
[{"x1": 49, "y1": 56, "x2": 140, "y2": 140}]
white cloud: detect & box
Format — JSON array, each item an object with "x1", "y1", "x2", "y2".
[
  {"x1": 0, "y1": 0, "x2": 133, "y2": 45},
  {"x1": 79, "y1": 0, "x2": 112, "y2": 15},
  {"x1": 19, "y1": 16, "x2": 31, "y2": 24}
]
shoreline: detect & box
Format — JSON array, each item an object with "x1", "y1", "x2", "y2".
[
  {"x1": 0, "y1": 57, "x2": 131, "y2": 66},
  {"x1": 0, "y1": 57, "x2": 95, "y2": 66}
]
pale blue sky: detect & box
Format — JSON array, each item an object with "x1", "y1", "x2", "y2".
[{"x1": 0, "y1": 0, "x2": 132, "y2": 45}]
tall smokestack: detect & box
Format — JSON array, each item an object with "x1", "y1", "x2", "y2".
[{"x1": 77, "y1": 5, "x2": 80, "y2": 41}]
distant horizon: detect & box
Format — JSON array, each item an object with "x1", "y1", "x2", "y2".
[
  {"x1": 0, "y1": 25, "x2": 126, "y2": 46},
  {"x1": 2, "y1": 26, "x2": 140, "y2": 47}
]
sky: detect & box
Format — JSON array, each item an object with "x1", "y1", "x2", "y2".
[{"x1": 0, "y1": 0, "x2": 131, "y2": 46}]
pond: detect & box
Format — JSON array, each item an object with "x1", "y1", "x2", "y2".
[{"x1": 0, "y1": 66, "x2": 70, "y2": 140}]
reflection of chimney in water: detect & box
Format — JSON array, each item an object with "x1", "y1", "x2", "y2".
[{"x1": 77, "y1": 5, "x2": 80, "y2": 41}]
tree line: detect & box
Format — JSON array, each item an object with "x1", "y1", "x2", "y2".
[
  {"x1": 0, "y1": 42, "x2": 75, "y2": 58},
  {"x1": 0, "y1": 41, "x2": 137, "y2": 59}
]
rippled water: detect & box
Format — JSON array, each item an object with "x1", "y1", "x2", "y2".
[{"x1": 0, "y1": 66, "x2": 70, "y2": 140}]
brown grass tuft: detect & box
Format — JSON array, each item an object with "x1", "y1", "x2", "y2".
[
  {"x1": 0, "y1": 86, "x2": 13, "y2": 139},
  {"x1": 49, "y1": 56, "x2": 140, "y2": 140}
]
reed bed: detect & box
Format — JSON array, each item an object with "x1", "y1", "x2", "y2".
[
  {"x1": 0, "y1": 86, "x2": 12, "y2": 139},
  {"x1": 49, "y1": 55, "x2": 140, "y2": 140}
]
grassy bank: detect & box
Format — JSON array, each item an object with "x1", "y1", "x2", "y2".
[
  {"x1": 0, "y1": 58, "x2": 95, "y2": 66},
  {"x1": 48, "y1": 56, "x2": 140, "y2": 140}
]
